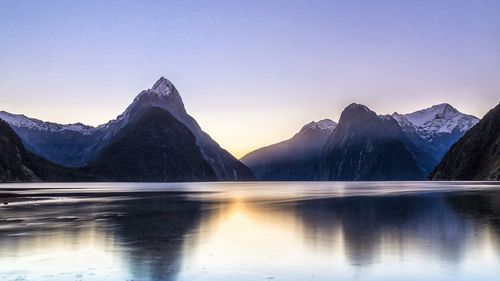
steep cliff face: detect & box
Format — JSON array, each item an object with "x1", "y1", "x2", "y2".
[{"x1": 432, "y1": 103, "x2": 500, "y2": 180}]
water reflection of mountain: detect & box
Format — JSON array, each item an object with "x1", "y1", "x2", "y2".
[
  {"x1": 446, "y1": 191, "x2": 500, "y2": 243},
  {"x1": 2, "y1": 185, "x2": 500, "y2": 280},
  {"x1": 0, "y1": 193, "x2": 210, "y2": 281},
  {"x1": 287, "y1": 193, "x2": 499, "y2": 266},
  {"x1": 108, "y1": 194, "x2": 211, "y2": 281}
]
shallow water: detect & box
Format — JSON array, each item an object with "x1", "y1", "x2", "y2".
[{"x1": 1, "y1": 182, "x2": 500, "y2": 281}]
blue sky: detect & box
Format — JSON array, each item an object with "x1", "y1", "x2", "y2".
[{"x1": 1, "y1": 0, "x2": 499, "y2": 157}]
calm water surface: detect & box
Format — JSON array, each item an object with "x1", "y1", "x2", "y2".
[{"x1": 1, "y1": 182, "x2": 500, "y2": 281}]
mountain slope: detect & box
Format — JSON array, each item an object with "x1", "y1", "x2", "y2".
[
  {"x1": 241, "y1": 119, "x2": 336, "y2": 180},
  {"x1": 322, "y1": 104, "x2": 425, "y2": 180},
  {"x1": 84, "y1": 107, "x2": 217, "y2": 182},
  {"x1": 392, "y1": 103, "x2": 479, "y2": 173},
  {"x1": 431, "y1": 103, "x2": 500, "y2": 180},
  {"x1": 0, "y1": 120, "x2": 88, "y2": 182}
]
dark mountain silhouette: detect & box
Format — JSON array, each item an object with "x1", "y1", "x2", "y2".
[
  {"x1": 84, "y1": 107, "x2": 217, "y2": 182},
  {"x1": 321, "y1": 104, "x2": 425, "y2": 180}
]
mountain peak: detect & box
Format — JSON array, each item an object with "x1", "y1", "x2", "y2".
[
  {"x1": 431, "y1": 103, "x2": 457, "y2": 114},
  {"x1": 125, "y1": 76, "x2": 183, "y2": 113},
  {"x1": 402, "y1": 103, "x2": 475, "y2": 129},
  {"x1": 300, "y1": 119, "x2": 337, "y2": 133},
  {"x1": 393, "y1": 103, "x2": 479, "y2": 151},
  {"x1": 316, "y1": 119, "x2": 337, "y2": 131},
  {"x1": 151, "y1": 77, "x2": 175, "y2": 96},
  {"x1": 339, "y1": 103, "x2": 377, "y2": 123},
  {"x1": 345, "y1": 103, "x2": 370, "y2": 112}
]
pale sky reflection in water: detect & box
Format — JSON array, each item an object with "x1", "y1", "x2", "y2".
[{"x1": 1, "y1": 182, "x2": 500, "y2": 281}]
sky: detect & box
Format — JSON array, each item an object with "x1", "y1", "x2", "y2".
[{"x1": 0, "y1": 0, "x2": 499, "y2": 158}]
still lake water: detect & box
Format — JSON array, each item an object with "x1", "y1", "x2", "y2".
[{"x1": 1, "y1": 182, "x2": 500, "y2": 281}]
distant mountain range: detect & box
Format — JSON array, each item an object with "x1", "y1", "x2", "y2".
[
  {"x1": 243, "y1": 102, "x2": 481, "y2": 181},
  {"x1": 1, "y1": 76, "x2": 498, "y2": 182}
]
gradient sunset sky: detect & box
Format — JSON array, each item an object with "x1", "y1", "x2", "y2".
[{"x1": 1, "y1": 0, "x2": 499, "y2": 158}]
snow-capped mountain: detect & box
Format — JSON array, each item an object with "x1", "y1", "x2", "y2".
[
  {"x1": 303, "y1": 119, "x2": 337, "y2": 132},
  {"x1": 0, "y1": 77, "x2": 255, "y2": 180},
  {"x1": 392, "y1": 103, "x2": 479, "y2": 173},
  {"x1": 392, "y1": 103, "x2": 479, "y2": 140},
  {"x1": 94, "y1": 78, "x2": 185, "y2": 143},
  {"x1": 241, "y1": 119, "x2": 337, "y2": 180}
]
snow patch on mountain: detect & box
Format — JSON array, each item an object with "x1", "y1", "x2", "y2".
[
  {"x1": 317, "y1": 119, "x2": 337, "y2": 131},
  {"x1": 151, "y1": 76, "x2": 175, "y2": 97},
  {"x1": 0, "y1": 111, "x2": 95, "y2": 135},
  {"x1": 392, "y1": 103, "x2": 479, "y2": 140},
  {"x1": 303, "y1": 119, "x2": 337, "y2": 133},
  {"x1": 345, "y1": 103, "x2": 370, "y2": 112}
]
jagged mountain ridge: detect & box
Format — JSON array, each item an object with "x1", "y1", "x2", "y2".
[
  {"x1": 241, "y1": 119, "x2": 336, "y2": 180},
  {"x1": 395, "y1": 103, "x2": 478, "y2": 138},
  {"x1": 0, "y1": 111, "x2": 100, "y2": 167},
  {"x1": 0, "y1": 111, "x2": 94, "y2": 133}
]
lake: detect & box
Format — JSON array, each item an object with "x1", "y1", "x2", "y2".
[{"x1": 1, "y1": 182, "x2": 500, "y2": 281}]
